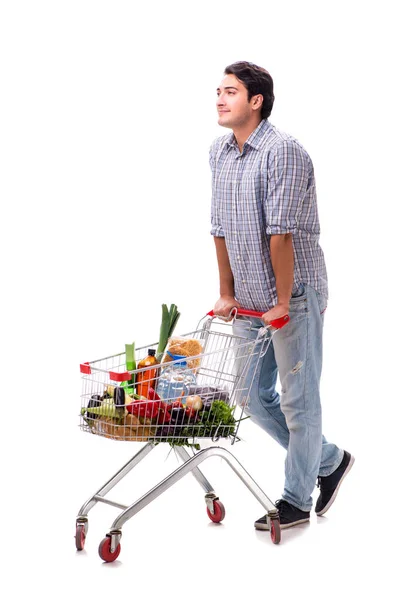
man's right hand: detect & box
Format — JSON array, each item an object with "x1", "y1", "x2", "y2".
[{"x1": 213, "y1": 295, "x2": 241, "y2": 319}]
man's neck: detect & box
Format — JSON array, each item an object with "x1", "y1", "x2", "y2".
[{"x1": 232, "y1": 117, "x2": 263, "y2": 152}]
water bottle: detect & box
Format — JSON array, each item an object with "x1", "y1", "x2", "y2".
[{"x1": 156, "y1": 352, "x2": 196, "y2": 403}]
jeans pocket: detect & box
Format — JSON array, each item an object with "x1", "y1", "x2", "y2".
[
  {"x1": 316, "y1": 291, "x2": 327, "y2": 315},
  {"x1": 291, "y1": 283, "x2": 305, "y2": 300},
  {"x1": 289, "y1": 283, "x2": 308, "y2": 313}
]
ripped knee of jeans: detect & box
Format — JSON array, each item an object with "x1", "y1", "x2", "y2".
[{"x1": 290, "y1": 361, "x2": 303, "y2": 375}]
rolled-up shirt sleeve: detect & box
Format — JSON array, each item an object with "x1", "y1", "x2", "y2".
[
  {"x1": 265, "y1": 140, "x2": 309, "y2": 235},
  {"x1": 210, "y1": 143, "x2": 225, "y2": 237}
]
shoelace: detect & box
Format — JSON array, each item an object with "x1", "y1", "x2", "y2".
[{"x1": 275, "y1": 499, "x2": 291, "y2": 515}]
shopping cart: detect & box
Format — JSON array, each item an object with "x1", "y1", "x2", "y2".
[{"x1": 76, "y1": 309, "x2": 289, "y2": 561}]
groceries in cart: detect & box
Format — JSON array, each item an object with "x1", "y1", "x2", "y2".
[
  {"x1": 160, "y1": 336, "x2": 203, "y2": 371},
  {"x1": 79, "y1": 303, "x2": 244, "y2": 447},
  {"x1": 80, "y1": 366, "x2": 235, "y2": 446},
  {"x1": 156, "y1": 352, "x2": 197, "y2": 402}
]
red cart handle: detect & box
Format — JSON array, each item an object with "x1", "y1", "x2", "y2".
[{"x1": 207, "y1": 309, "x2": 289, "y2": 329}]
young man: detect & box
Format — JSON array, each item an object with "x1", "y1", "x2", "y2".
[{"x1": 210, "y1": 61, "x2": 354, "y2": 530}]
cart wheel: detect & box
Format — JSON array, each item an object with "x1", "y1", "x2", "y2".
[
  {"x1": 98, "y1": 536, "x2": 121, "y2": 563},
  {"x1": 270, "y1": 518, "x2": 281, "y2": 544},
  {"x1": 75, "y1": 523, "x2": 86, "y2": 551},
  {"x1": 207, "y1": 499, "x2": 226, "y2": 523}
]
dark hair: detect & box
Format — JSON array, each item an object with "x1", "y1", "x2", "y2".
[{"x1": 224, "y1": 61, "x2": 274, "y2": 119}]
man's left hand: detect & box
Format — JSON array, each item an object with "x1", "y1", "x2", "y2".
[{"x1": 261, "y1": 303, "x2": 289, "y2": 326}]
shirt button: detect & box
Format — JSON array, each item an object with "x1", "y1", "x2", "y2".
[
  {"x1": 237, "y1": 256, "x2": 241, "y2": 260},
  {"x1": 242, "y1": 280, "x2": 246, "y2": 284}
]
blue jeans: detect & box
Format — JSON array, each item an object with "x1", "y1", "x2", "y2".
[{"x1": 232, "y1": 283, "x2": 344, "y2": 512}]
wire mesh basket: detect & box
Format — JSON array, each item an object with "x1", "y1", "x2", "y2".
[{"x1": 79, "y1": 313, "x2": 274, "y2": 446}]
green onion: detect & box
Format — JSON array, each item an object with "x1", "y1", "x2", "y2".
[
  {"x1": 157, "y1": 303, "x2": 180, "y2": 355},
  {"x1": 168, "y1": 303, "x2": 180, "y2": 339}
]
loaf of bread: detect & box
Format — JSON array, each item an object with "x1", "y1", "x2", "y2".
[{"x1": 162, "y1": 337, "x2": 203, "y2": 371}]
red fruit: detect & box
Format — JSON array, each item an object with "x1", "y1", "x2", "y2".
[
  {"x1": 158, "y1": 407, "x2": 171, "y2": 424},
  {"x1": 127, "y1": 399, "x2": 161, "y2": 420},
  {"x1": 185, "y1": 407, "x2": 197, "y2": 421},
  {"x1": 126, "y1": 402, "x2": 135, "y2": 415},
  {"x1": 171, "y1": 400, "x2": 183, "y2": 410},
  {"x1": 147, "y1": 387, "x2": 161, "y2": 401}
]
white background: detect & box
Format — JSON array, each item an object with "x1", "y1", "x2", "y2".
[{"x1": 1, "y1": 0, "x2": 399, "y2": 597}]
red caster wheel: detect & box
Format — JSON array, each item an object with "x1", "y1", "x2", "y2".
[
  {"x1": 207, "y1": 499, "x2": 226, "y2": 523},
  {"x1": 75, "y1": 523, "x2": 86, "y2": 551},
  {"x1": 98, "y1": 536, "x2": 121, "y2": 563},
  {"x1": 270, "y1": 518, "x2": 281, "y2": 544}
]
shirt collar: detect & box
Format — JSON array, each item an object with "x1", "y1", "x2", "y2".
[{"x1": 225, "y1": 119, "x2": 271, "y2": 151}]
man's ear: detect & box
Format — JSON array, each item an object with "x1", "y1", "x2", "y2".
[{"x1": 252, "y1": 94, "x2": 263, "y2": 111}]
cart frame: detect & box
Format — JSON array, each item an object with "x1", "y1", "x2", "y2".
[{"x1": 76, "y1": 310, "x2": 289, "y2": 560}]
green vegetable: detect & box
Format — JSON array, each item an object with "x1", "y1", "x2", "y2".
[
  {"x1": 157, "y1": 304, "x2": 170, "y2": 356},
  {"x1": 184, "y1": 401, "x2": 237, "y2": 439},
  {"x1": 168, "y1": 303, "x2": 180, "y2": 338},
  {"x1": 209, "y1": 400, "x2": 236, "y2": 422},
  {"x1": 81, "y1": 397, "x2": 127, "y2": 420},
  {"x1": 157, "y1": 303, "x2": 181, "y2": 356},
  {"x1": 149, "y1": 401, "x2": 246, "y2": 449},
  {"x1": 153, "y1": 438, "x2": 201, "y2": 451},
  {"x1": 125, "y1": 342, "x2": 136, "y2": 385}
]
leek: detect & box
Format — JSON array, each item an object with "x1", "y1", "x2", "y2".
[{"x1": 157, "y1": 303, "x2": 181, "y2": 355}]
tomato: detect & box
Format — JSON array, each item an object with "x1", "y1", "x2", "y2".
[
  {"x1": 171, "y1": 400, "x2": 183, "y2": 410},
  {"x1": 185, "y1": 407, "x2": 197, "y2": 421}
]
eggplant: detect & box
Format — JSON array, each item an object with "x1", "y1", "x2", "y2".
[
  {"x1": 158, "y1": 426, "x2": 174, "y2": 437},
  {"x1": 153, "y1": 425, "x2": 176, "y2": 441},
  {"x1": 114, "y1": 386, "x2": 126, "y2": 418},
  {"x1": 114, "y1": 386, "x2": 125, "y2": 406},
  {"x1": 87, "y1": 395, "x2": 102, "y2": 420},
  {"x1": 170, "y1": 407, "x2": 186, "y2": 425}
]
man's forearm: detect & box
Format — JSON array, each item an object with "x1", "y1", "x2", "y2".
[
  {"x1": 270, "y1": 234, "x2": 294, "y2": 308},
  {"x1": 214, "y1": 237, "x2": 235, "y2": 297}
]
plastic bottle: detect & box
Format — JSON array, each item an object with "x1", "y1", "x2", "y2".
[
  {"x1": 136, "y1": 349, "x2": 159, "y2": 399},
  {"x1": 156, "y1": 352, "x2": 196, "y2": 403}
]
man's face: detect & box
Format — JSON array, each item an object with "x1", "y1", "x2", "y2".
[{"x1": 216, "y1": 74, "x2": 254, "y2": 129}]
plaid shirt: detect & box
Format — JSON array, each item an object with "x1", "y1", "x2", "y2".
[{"x1": 210, "y1": 119, "x2": 328, "y2": 311}]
